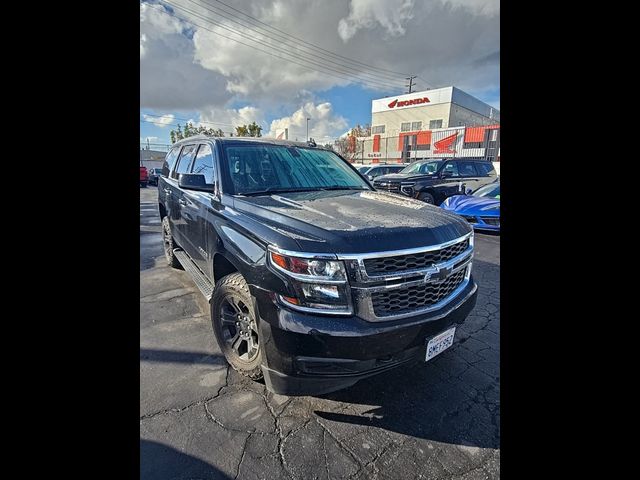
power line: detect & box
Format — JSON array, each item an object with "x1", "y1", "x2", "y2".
[
  {"x1": 147, "y1": 2, "x2": 400, "y2": 91},
  {"x1": 159, "y1": 0, "x2": 402, "y2": 90},
  {"x1": 142, "y1": 112, "x2": 235, "y2": 127},
  {"x1": 405, "y1": 75, "x2": 416, "y2": 93},
  {"x1": 206, "y1": 0, "x2": 412, "y2": 78},
  {"x1": 174, "y1": 0, "x2": 408, "y2": 83}
]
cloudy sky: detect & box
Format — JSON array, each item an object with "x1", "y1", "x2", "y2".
[{"x1": 140, "y1": 0, "x2": 499, "y2": 146}]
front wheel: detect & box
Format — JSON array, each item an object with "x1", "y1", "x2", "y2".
[
  {"x1": 418, "y1": 192, "x2": 435, "y2": 204},
  {"x1": 211, "y1": 273, "x2": 263, "y2": 380}
]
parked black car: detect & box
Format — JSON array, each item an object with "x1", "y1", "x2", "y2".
[
  {"x1": 158, "y1": 136, "x2": 477, "y2": 395},
  {"x1": 363, "y1": 163, "x2": 407, "y2": 181},
  {"x1": 373, "y1": 158, "x2": 498, "y2": 205},
  {"x1": 148, "y1": 168, "x2": 162, "y2": 186}
]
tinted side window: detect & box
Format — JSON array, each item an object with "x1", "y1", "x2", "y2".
[
  {"x1": 162, "y1": 147, "x2": 180, "y2": 177},
  {"x1": 459, "y1": 162, "x2": 479, "y2": 177},
  {"x1": 441, "y1": 162, "x2": 460, "y2": 177},
  {"x1": 172, "y1": 144, "x2": 197, "y2": 179},
  {"x1": 476, "y1": 162, "x2": 497, "y2": 177},
  {"x1": 191, "y1": 144, "x2": 216, "y2": 184}
]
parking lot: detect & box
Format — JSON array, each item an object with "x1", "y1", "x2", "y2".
[{"x1": 140, "y1": 186, "x2": 500, "y2": 479}]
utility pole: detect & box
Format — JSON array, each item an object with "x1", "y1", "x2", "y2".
[
  {"x1": 306, "y1": 117, "x2": 310, "y2": 141},
  {"x1": 405, "y1": 76, "x2": 417, "y2": 94}
]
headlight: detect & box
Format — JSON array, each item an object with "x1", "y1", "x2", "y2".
[
  {"x1": 268, "y1": 249, "x2": 352, "y2": 314},
  {"x1": 400, "y1": 182, "x2": 415, "y2": 196}
]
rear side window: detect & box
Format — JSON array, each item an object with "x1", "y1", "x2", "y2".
[
  {"x1": 191, "y1": 144, "x2": 216, "y2": 184},
  {"x1": 441, "y1": 162, "x2": 460, "y2": 177},
  {"x1": 476, "y1": 162, "x2": 497, "y2": 177},
  {"x1": 459, "y1": 162, "x2": 479, "y2": 177},
  {"x1": 172, "y1": 144, "x2": 197, "y2": 179},
  {"x1": 162, "y1": 147, "x2": 180, "y2": 177}
]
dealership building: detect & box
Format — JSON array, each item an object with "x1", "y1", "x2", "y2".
[{"x1": 359, "y1": 86, "x2": 500, "y2": 163}]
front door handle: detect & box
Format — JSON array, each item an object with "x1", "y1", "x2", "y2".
[
  {"x1": 164, "y1": 188, "x2": 172, "y2": 195},
  {"x1": 178, "y1": 198, "x2": 187, "y2": 206}
]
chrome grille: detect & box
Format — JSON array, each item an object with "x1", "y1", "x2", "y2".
[
  {"x1": 374, "y1": 182, "x2": 400, "y2": 193},
  {"x1": 363, "y1": 239, "x2": 470, "y2": 275},
  {"x1": 370, "y1": 267, "x2": 467, "y2": 317}
]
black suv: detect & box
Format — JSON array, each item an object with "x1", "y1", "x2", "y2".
[
  {"x1": 373, "y1": 158, "x2": 498, "y2": 205},
  {"x1": 158, "y1": 136, "x2": 477, "y2": 395}
]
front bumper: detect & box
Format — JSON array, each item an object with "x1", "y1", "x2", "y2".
[{"x1": 253, "y1": 278, "x2": 477, "y2": 395}]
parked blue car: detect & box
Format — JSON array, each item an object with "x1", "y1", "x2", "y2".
[{"x1": 440, "y1": 182, "x2": 500, "y2": 232}]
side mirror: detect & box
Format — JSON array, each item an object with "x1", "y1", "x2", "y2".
[
  {"x1": 178, "y1": 173, "x2": 214, "y2": 193},
  {"x1": 367, "y1": 174, "x2": 374, "y2": 181},
  {"x1": 441, "y1": 171, "x2": 453, "y2": 178}
]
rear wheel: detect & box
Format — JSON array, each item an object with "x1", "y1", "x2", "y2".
[
  {"x1": 211, "y1": 273, "x2": 263, "y2": 380},
  {"x1": 162, "y1": 217, "x2": 181, "y2": 269},
  {"x1": 418, "y1": 192, "x2": 435, "y2": 204}
]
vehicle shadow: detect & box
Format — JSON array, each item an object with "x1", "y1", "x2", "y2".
[
  {"x1": 314, "y1": 352, "x2": 500, "y2": 449},
  {"x1": 313, "y1": 256, "x2": 500, "y2": 449},
  {"x1": 140, "y1": 439, "x2": 232, "y2": 480},
  {"x1": 140, "y1": 348, "x2": 227, "y2": 366}
]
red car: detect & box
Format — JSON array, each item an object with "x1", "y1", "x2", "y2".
[{"x1": 140, "y1": 166, "x2": 148, "y2": 188}]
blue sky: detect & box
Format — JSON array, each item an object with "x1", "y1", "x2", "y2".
[{"x1": 140, "y1": 1, "x2": 500, "y2": 147}]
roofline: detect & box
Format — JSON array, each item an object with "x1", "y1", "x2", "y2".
[{"x1": 169, "y1": 135, "x2": 329, "y2": 149}]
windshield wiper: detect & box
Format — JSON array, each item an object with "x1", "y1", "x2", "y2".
[
  {"x1": 317, "y1": 186, "x2": 369, "y2": 191},
  {"x1": 237, "y1": 186, "x2": 368, "y2": 196},
  {"x1": 237, "y1": 187, "x2": 319, "y2": 197}
]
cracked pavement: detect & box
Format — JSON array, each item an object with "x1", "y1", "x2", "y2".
[{"x1": 140, "y1": 187, "x2": 500, "y2": 479}]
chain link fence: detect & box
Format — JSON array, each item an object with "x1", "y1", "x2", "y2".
[{"x1": 344, "y1": 123, "x2": 500, "y2": 166}]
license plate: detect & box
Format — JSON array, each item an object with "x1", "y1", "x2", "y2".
[{"x1": 425, "y1": 327, "x2": 456, "y2": 362}]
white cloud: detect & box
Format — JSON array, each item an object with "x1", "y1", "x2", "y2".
[
  {"x1": 143, "y1": 113, "x2": 175, "y2": 127},
  {"x1": 268, "y1": 102, "x2": 348, "y2": 141},
  {"x1": 141, "y1": 1, "x2": 499, "y2": 119},
  {"x1": 140, "y1": 2, "x2": 229, "y2": 110},
  {"x1": 140, "y1": 33, "x2": 147, "y2": 58},
  {"x1": 338, "y1": 0, "x2": 415, "y2": 42},
  {"x1": 199, "y1": 106, "x2": 267, "y2": 135}
]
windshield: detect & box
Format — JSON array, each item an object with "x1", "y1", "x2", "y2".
[
  {"x1": 400, "y1": 160, "x2": 442, "y2": 175},
  {"x1": 222, "y1": 145, "x2": 371, "y2": 195},
  {"x1": 473, "y1": 183, "x2": 500, "y2": 199}
]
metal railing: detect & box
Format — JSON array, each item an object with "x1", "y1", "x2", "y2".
[{"x1": 341, "y1": 122, "x2": 500, "y2": 165}]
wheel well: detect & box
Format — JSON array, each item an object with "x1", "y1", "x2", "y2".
[
  {"x1": 213, "y1": 254, "x2": 238, "y2": 284},
  {"x1": 159, "y1": 202, "x2": 167, "y2": 220}
]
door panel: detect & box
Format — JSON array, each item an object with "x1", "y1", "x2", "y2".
[
  {"x1": 186, "y1": 143, "x2": 219, "y2": 274},
  {"x1": 170, "y1": 144, "x2": 198, "y2": 248},
  {"x1": 435, "y1": 161, "x2": 464, "y2": 201},
  {"x1": 458, "y1": 161, "x2": 482, "y2": 193}
]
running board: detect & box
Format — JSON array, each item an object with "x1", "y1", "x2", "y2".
[{"x1": 173, "y1": 249, "x2": 214, "y2": 300}]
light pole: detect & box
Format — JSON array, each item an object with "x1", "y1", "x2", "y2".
[{"x1": 306, "y1": 117, "x2": 310, "y2": 142}]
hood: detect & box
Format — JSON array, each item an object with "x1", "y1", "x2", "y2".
[
  {"x1": 374, "y1": 173, "x2": 436, "y2": 183},
  {"x1": 231, "y1": 190, "x2": 470, "y2": 254},
  {"x1": 441, "y1": 195, "x2": 500, "y2": 216}
]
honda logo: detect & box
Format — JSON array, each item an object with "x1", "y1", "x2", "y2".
[
  {"x1": 387, "y1": 97, "x2": 430, "y2": 109},
  {"x1": 433, "y1": 132, "x2": 458, "y2": 154}
]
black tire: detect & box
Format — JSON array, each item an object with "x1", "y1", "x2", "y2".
[
  {"x1": 211, "y1": 273, "x2": 263, "y2": 380},
  {"x1": 418, "y1": 192, "x2": 435, "y2": 204},
  {"x1": 162, "y1": 217, "x2": 182, "y2": 269}
]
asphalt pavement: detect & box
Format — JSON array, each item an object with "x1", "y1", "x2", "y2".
[{"x1": 140, "y1": 185, "x2": 500, "y2": 480}]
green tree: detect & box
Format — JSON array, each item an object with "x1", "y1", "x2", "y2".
[
  {"x1": 170, "y1": 123, "x2": 226, "y2": 143},
  {"x1": 235, "y1": 122, "x2": 262, "y2": 137}
]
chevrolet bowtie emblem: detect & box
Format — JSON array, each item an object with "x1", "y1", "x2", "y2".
[{"x1": 427, "y1": 264, "x2": 453, "y2": 282}]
